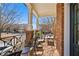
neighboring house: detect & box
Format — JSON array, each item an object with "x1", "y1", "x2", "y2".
[
  {"x1": 39, "y1": 24, "x2": 52, "y2": 32},
  {"x1": 3, "y1": 24, "x2": 27, "y2": 33}
]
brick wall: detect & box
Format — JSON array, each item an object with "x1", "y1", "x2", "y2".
[{"x1": 53, "y1": 3, "x2": 64, "y2": 56}]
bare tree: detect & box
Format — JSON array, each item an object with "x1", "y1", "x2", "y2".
[{"x1": 0, "y1": 4, "x2": 22, "y2": 38}]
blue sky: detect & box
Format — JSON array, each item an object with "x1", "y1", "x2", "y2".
[
  {"x1": 2, "y1": 3, "x2": 37, "y2": 29},
  {"x1": 11, "y1": 3, "x2": 29, "y2": 24}
]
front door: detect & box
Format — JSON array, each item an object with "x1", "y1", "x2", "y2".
[{"x1": 70, "y1": 3, "x2": 79, "y2": 56}]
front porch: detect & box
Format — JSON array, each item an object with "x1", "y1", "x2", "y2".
[
  {"x1": 0, "y1": 3, "x2": 64, "y2": 56},
  {"x1": 24, "y1": 3, "x2": 64, "y2": 56}
]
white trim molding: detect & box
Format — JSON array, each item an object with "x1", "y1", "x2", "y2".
[{"x1": 64, "y1": 3, "x2": 70, "y2": 56}]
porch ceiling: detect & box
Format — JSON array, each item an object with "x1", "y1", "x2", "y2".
[{"x1": 26, "y1": 3, "x2": 56, "y2": 17}]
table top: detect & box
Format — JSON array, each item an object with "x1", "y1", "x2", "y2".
[
  {"x1": 37, "y1": 39, "x2": 44, "y2": 42},
  {"x1": 45, "y1": 36, "x2": 54, "y2": 39}
]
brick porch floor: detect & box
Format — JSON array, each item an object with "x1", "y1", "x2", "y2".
[
  {"x1": 21, "y1": 39, "x2": 59, "y2": 56},
  {"x1": 42, "y1": 39, "x2": 59, "y2": 56}
]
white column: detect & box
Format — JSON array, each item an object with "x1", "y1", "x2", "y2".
[
  {"x1": 36, "y1": 17, "x2": 39, "y2": 30},
  {"x1": 28, "y1": 7, "x2": 33, "y2": 30},
  {"x1": 64, "y1": 3, "x2": 70, "y2": 56}
]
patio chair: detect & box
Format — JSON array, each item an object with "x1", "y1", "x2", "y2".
[
  {"x1": 34, "y1": 42, "x2": 44, "y2": 56},
  {"x1": 1, "y1": 46, "x2": 13, "y2": 56}
]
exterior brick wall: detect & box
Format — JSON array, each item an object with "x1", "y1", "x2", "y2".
[{"x1": 53, "y1": 3, "x2": 64, "y2": 56}]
